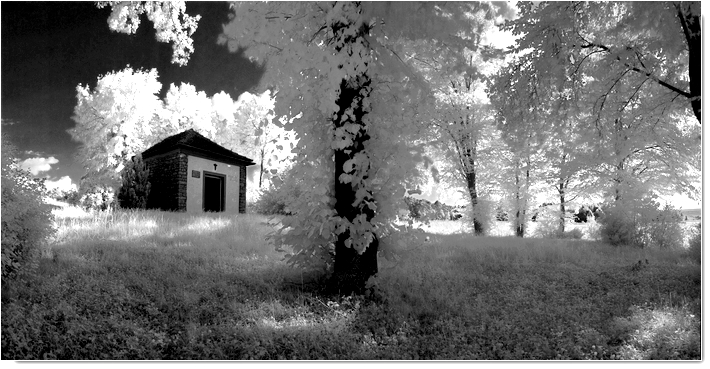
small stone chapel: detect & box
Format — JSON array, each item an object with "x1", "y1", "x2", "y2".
[{"x1": 141, "y1": 129, "x2": 255, "y2": 213}]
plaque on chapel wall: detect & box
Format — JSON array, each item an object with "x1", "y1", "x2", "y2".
[{"x1": 192, "y1": 170, "x2": 201, "y2": 178}]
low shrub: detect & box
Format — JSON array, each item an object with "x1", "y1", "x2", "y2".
[
  {"x1": 252, "y1": 167, "x2": 302, "y2": 215},
  {"x1": 402, "y1": 197, "x2": 466, "y2": 223},
  {"x1": 531, "y1": 207, "x2": 581, "y2": 240},
  {"x1": 253, "y1": 184, "x2": 300, "y2": 215},
  {"x1": 468, "y1": 199, "x2": 494, "y2": 236},
  {"x1": 598, "y1": 205, "x2": 644, "y2": 247},
  {"x1": 56, "y1": 189, "x2": 82, "y2": 207},
  {"x1": 79, "y1": 185, "x2": 116, "y2": 211},
  {"x1": 686, "y1": 223, "x2": 701, "y2": 264},
  {"x1": 562, "y1": 228, "x2": 584, "y2": 240},
  {"x1": 598, "y1": 198, "x2": 684, "y2": 249},
  {"x1": 1, "y1": 136, "x2": 55, "y2": 281},
  {"x1": 646, "y1": 205, "x2": 685, "y2": 249},
  {"x1": 495, "y1": 202, "x2": 508, "y2": 221},
  {"x1": 535, "y1": 225, "x2": 584, "y2": 240}
]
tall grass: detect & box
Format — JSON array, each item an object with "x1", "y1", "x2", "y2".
[
  {"x1": 1, "y1": 210, "x2": 701, "y2": 360},
  {"x1": 373, "y1": 233, "x2": 700, "y2": 360}
]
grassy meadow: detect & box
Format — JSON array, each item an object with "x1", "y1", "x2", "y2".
[{"x1": 1, "y1": 207, "x2": 701, "y2": 360}]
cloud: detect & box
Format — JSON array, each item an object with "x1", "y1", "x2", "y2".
[
  {"x1": 44, "y1": 176, "x2": 77, "y2": 194},
  {"x1": 19, "y1": 156, "x2": 59, "y2": 175}
]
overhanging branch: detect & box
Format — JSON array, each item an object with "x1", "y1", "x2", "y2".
[{"x1": 581, "y1": 41, "x2": 692, "y2": 99}]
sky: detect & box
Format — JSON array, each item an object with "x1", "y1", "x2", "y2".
[
  {"x1": 0, "y1": 1, "x2": 702, "y2": 210},
  {"x1": 1, "y1": 1, "x2": 264, "y2": 192}
]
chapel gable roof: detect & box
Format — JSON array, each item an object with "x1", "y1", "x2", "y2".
[{"x1": 142, "y1": 129, "x2": 255, "y2": 166}]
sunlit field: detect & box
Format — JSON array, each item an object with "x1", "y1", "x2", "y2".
[{"x1": 1, "y1": 207, "x2": 700, "y2": 360}]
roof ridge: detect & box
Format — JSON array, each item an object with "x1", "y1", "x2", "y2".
[{"x1": 142, "y1": 129, "x2": 255, "y2": 166}]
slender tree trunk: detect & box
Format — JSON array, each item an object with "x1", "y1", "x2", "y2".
[
  {"x1": 514, "y1": 160, "x2": 525, "y2": 237},
  {"x1": 514, "y1": 156, "x2": 531, "y2": 238},
  {"x1": 465, "y1": 171, "x2": 484, "y2": 235},
  {"x1": 331, "y1": 73, "x2": 378, "y2": 295},
  {"x1": 557, "y1": 152, "x2": 568, "y2": 233},
  {"x1": 613, "y1": 118, "x2": 624, "y2": 202},
  {"x1": 558, "y1": 187, "x2": 566, "y2": 234},
  {"x1": 258, "y1": 146, "x2": 265, "y2": 188},
  {"x1": 462, "y1": 141, "x2": 484, "y2": 235}
]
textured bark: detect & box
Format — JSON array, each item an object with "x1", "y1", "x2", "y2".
[
  {"x1": 514, "y1": 162, "x2": 525, "y2": 238},
  {"x1": 513, "y1": 157, "x2": 530, "y2": 238},
  {"x1": 331, "y1": 73, "x2": 378, "y2": 295},
  {"x1": 465, "y1": 170, "x2": 484, "y2": 235},
  {"x1": 676, "y1": 2, "x2": 701, "y2": 124},
  {"x1": 557, "y1": 151, "x2": 568, "y2": 234},
  {"x1": 558, "y1": 190, "x2": 566, "y2": 234},
  {"x1": 459, "y1": 128, "x2": 484, "y2": 235}
]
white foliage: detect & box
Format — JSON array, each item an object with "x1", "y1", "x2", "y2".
[
  {"x1": 70, "y1": 67, "x2": 284, "y2": 192},
  {"x1": 161, "y1": 83, "x2": 215, "y2": 139},
  {"x1": 98, "y1": 1, "x2": 201, "y2": 66},
  {"x1": 70, "y1": 67, "x2": 163, "y2": 183}
]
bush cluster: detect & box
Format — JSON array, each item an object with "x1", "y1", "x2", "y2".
[
  {"x1": 598, "y1": 198, "x2": 684, "y2": 249},
  {"x1": 468, "y1": 199, "x2": 494, "y2": 235},
  {"x1": 686, "y1": 223, "x2": 701, "y2": 264},
  {"x1": 1, "y1": 137, "x2": 55, "y2": 281},
  {"x1": 253, "y1": 182, "x2": 301, "y2": 215},
  {"x1": 79, "y1": 185, "x2": 116, "y2": 211},
  {"x1": 532, "y1": 208, "x2": 583, "y2": 240},
  {"x1": 495, "y1": 203, "x2": 509, "y2": 221},
  {"x1": 117, "y1": 154, "x2": 151, "y2": 209},
  {"x1": 56, "y1": 189, "x2": 82, "y2": 207},
  {"x1": 402, "y1": 197, "x2": 464, "y2": 221},
  {"x1": 574, "y1": 205, "x2": 604, "y2": 223},
  {"x1": 536, "y1": 227, "x2": 584, "y2": 240},
  {"x1": 251, "y1": 165, "x2": 310, "y2": 216}
]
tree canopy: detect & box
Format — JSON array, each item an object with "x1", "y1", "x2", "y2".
[
  {"x1": 501, "y1": 1, "x2": 700, "y2": 124},
  {"x1": 215, "y1": 2, "x2": 516, "y2": 284}
]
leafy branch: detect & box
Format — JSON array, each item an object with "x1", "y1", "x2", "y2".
[{"x1": 579, "y1": 40, "x2": 692, "y2": 99}]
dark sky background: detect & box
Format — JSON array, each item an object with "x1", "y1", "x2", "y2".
[{"x1": 1, "y1": 1, "x2": 265, "y2": 187}]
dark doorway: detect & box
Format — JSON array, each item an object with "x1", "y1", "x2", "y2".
[{"x1": 203, "y1": 172, "x2": 225, "y2": 212}]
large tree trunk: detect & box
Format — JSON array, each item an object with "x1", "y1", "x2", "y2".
[
  {"x1": 331, "y1": 73, "x2": 378, "y2": 295},
  {"x1": 676, "y1": 2, "x2": 701, "y2": 124}
]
